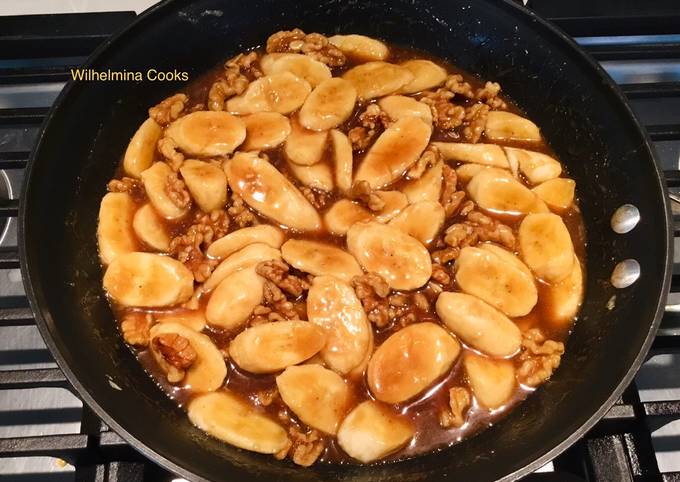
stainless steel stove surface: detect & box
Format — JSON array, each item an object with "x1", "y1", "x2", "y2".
[{"x1": 1, "y1": 2, "x2": 679, "y2": 481}]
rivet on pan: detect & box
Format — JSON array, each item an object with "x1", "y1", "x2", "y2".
[
  {"x1": 610, "y1": 204, "x2": 640, "y2": 234},
  {"x1": 611, "y1": 259, "x2": 640, "y2": 289}
]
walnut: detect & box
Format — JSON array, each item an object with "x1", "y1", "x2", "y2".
[
  {"x1": 352, "y1": 273, "x2": 391, "y2": 328},
  {"x1": 276, "y1": 426, "x2": 325, "y2": 467},
  {"x1": 408, "y1": 144, "x2": 441, "y2": 179},
  {"x1": 412, "y1": 292, "x2": 430, "y2": 311},
  {"x1": 120, "y1": 312, "x2": 154, "y2": 346},
  {"x1": 256, "y1": 260, "x2": 310, "y2": 298},
  {"x1": 165, "y1": 172, "x2": 191, "y2": 209},
  {"x1": 440, "y1": 387, "x2": 471, "y2": 428},
  {"x1": 431, "y1": 263, "x2": 452, "y2": 284},
  {"x1": 440, "y1": 165, "x2": 469, "y2": 218},
  {"x1": 249, "y1": 280, "x2": 302, "y2": 325},
  {"x1": 208, "y1": 52, "x2": 260, "y2": 111},
  {"x1": 225, "y1": 51, "x2": 262, "y2": 78},
  {"x1": 421, "y1": 88, "x2": 465, "y2": 131},
  {"x1": 157, "y1": 137, "x2": 184, "y2": 171},
  {"x1": 348, "y1": 104, "x2": 391, "y2": 151},
  {"x1": 444, "y1": 210, "x2": 516, "y2": 251},
  {"x1": 228, "y1": 193, "x2": 256, "y2": 228},
  {"x1": 431, "y1": 247, "x2": 461, "y2": 264},
  {"x1": 444, "y1": 74, "x2": 475, "y2": 99},
  {"x1": 254, "y1": 387, "x2": 279, "y2": 407},
  {"x1": 149, "y1": 93, "x2": 188, "y2": 126},
  {"x1": 349, "y1": 180, "x2": 384, "y2": 211},
  {"x1": 266, "y1": 29, "x2": 345, "y2": 67},
  {"x1": 463, "y1": 103, "x2": 490, "y2": 143},
  {"x1": 152, "y1": 333, "x2": 197, "y2": 383},
  {"x1": 517, "y1": 328, "x2": 565, "y2": 387},
  {"x1": 300, "y1": 186, "x2": 331, "y2": 210},
  {"x1": 107, "y1": 177, "x2": 144, "y2": 198},
  {"x1": 476, "y1": 81, "x2": 507, "y2": 110}
]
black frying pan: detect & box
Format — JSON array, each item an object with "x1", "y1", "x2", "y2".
[{"x1": 19, "y1": 0, "x2": 672, "y2": 480}]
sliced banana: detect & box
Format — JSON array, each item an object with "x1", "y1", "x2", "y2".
[
  {"x1": 103, "y1": 252, "x2": 194, "y2": 307},
  {"x1": 260, "y1": 53, "x2": 332, "y2": 87},
  {"x1": 164, "y1": 111, "x2": 246, "y2": 157},
  {"x1": 328, "y1": 34, "x2": 389, "y2": 61},
  {"x1": 206, "y1": 225, "x2": 285, "y2": 260},
  {"x1": 463, "y1": 353, "x2": 516, "y2": 409},
  {"x1": 287, "y1": 159, "x2": 334, "y2": 191},
  {"x1": 504, "y1": 147, "x2": 562, "y2": 185},
  {"x1": 226, "y1": 72, "x2": 312, "y2": 115},
  {"x1": 179, "y1": 159, "x2": 228, "y2": 212},
  {"x1": 299, "y1": 78, "x2": 357, "y2": 131},
  {"x1": 532, "y1": 178, "x2": 576, "y2": 212},
  {"x1": 276, "y1": 364, "x2": 351, "y2": 434},
  {"x1": 455, "y1": 247, "x2": 538, "y2": 317},
  {"x1": 342, "y1": 61, "x2": 414, "y2": 100},
  {"x1": 324, "y1": 199, "x2": 375, "y2": 236},
  {"x1": 519, "y1": 213, "x2": 575, "y2": 283},
  {"x1": 433, "y1": 142, "x2": 508, "y2": 168},
  {"x1": 150, "y1": 322, "x2": 226, "y2": 392},
  {"x1": 229, "y1": 320, "x2": 327, "y2": 374},
  {"x1": 284, "y1": 117, "x2": 329, "y2": 166},
  {"x1": 403, "y1": 161, "x2": 442, "y2": 203},
  {"x1": 456, "y1": 163, "x2": 493, "y2": 183},
  {"x1": 467, "y1": 167, "x2": 546, "y2": 216},
  {"x1": 203, "y1": 242, "x2": 281, "y2": 292},
  {"x1": 398, "y1": 59, "x2": 447, "y2": 94},
  {"x1": 388, "y1": 201, "x2": 445, "y2": 245},
  {"x1": 543, "y1": 255, "x2": 584, "y2": 324},
  {"x1": 155, "y1": 309, "x2": 206, "y2": 331},
  {"x1": 331, "y1": 129, "x2": 353, "y2": 193},
  {"x1": 378, "y1": 95, "x2": 433, "y2": 125},
  {"x1": 226, "y1": 152, "x2": 322, "y2": 231},
  {"x1": 140, "y1": 162, "x2": 190, "y2": 219},
  {"x1": 485, "y1": 111, "x2": 541, "y2": 142},
  {"x1": 347, "y1": 221, "x2": 432, "y2": 290},
  {"x1": 281, "y1": 240, "x2": 363, "y2": 282},
  {"x1": 205, "y1": 267, "x2": 264, "y2": 330},
  {"x1": 436, "y1": 292, "x2": 521, "y2": 357},
  {"x1": 478, "y1": 243, "x2": 534, "y2": 279},
  {"x1": 98, "y1": 192, "x2": 137, "y2": 265},
  {"x1": 132, "y1": 203, "x2": 170, "y2": 252},
  {"x1": 188, "y1": 391, "x2": 289, "y2": 454},
  {"x1": 354, "y1": 117, "x2": 432, "y2": 188},
  {"x1": 241, "y1": 112, "x2": 291, "y2": 151},
  {"x1": 337, "y1": 401, "x2": 413, "y2": 463},
  {"x1": 374, "y1": 190, "x2": 409, "y2": 223},
  {"x1": 307, "y1": 276, "x2": 372, "y2": 374},
  {"x1": 123, "y1": 118, "x2": 162, "y2": 178},
  {"x1": 367, "y1": 322, "x2": 460, "y2": 403}
]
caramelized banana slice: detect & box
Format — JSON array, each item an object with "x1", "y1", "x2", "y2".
[
  {"x1": 331, "y1": 129, "x2": 353, "y2": 193},
  {"x1": 282, "y1": 240, "x2": 362, "y2": 282},
  {"x1": 284, "y1": 117, "x2": 329, "y2": 166},
  {"x1": 342, "y1": 61, "x2": 414, "y2": 100},
  {"x1": 347, "y1": 221, "x2": 432, "y2": 290},
  {"x1": 478, "y1": 243, "x2": 534, "y2": 279},
  {"x1": 463, "y1": 353, "x2": 516, "y2": 409},
  {"x1": 205, "y1": 266, "x2": 264, "y2": 330},
  {"x1": 398, "y1": 59, "x2": 447, "y2": 94},
  {"x1": 276, "y1": 364, "x2": 351, "y2": 434},
  {"x1": 287, "y1": 159, "x2": 334, "y2": 191},
  {"x1": 354, "y1": 117, "x2": 432, "y2": 188},
  {"x1": 504, "y1": 147, "x2": 562, "y2": 185},
  {"x1": 367, "y1": 322, "x2": 460, "y2": 403},
  {"x1": 123, "y1": 118, "x2": 162, "y2": 178},
  {"x1": 140, "y1": 162, "x2": 190, "y2": 219},
  {"x1": 132, "y1": 203, "x2": 170, "y2": 252},
  {"x1": 532, "y1": 178, "x2": 576, "y2": 212},
  {"x1": 204, "y1": 243, "x2": 281, "y2": 292},
  {"x1": 388, "y1": 201, "x2": 444, "y2": 245},
  {"x1": 229, "y1": 321, "x2": 327, "y2": 374},
  {"x1": 455, "y1": 247, "x2": 537, "y2": 317},
  {"x1": 485, "y1": 111, "x2": 541, "y2": 142},
  {"x1": 164, "y1": 111, "x2": 246, "y2": 157},
  {"x1": 307, "y1": 276, "x2": 372, "y2": 374},
  {"x1": 103, "y1": 252, "x2": 194, "y2": 307},
  {"x1": 155, "y1": 309, "x2": 206, "y2": 331},
  {"x1": 150, "y1": 322, "x2": 226, "y2": 392},
  {"x1": 241, "y1": 112, "x2": 291, "y2": 151},
  {"x1": 324, "y1": 199, "x2": 375, "y2": 236},
  {"x1": 467, "y1": 167, "x2": 546, "y2": 215},
  {"x1": 226, "y1": 72, "x2": 311, "y2": 115},
  {"x1": 260, "y1": 53, "x2": 332, "y2": 87},
  {"x1": 206, "y1": 225, "x2": 285, "y2": 260},
  {"x1": 519, "y1": 213, "x2": 575, "y2": 283},
  {"x1": 188, "y1": 391, "x2": 289, "y2": 454},
  {"x1": 403, "y1": 161, "x2": 443, "y2": 203},
  {"x1": 433, "y1": 142, "x2": 508, "y2": 168},
  {"x1": 226, "y1": 152, "x2": 322, "y2": 231},
  {"x1": 456, "y1": 163, "x2": 493, "y2": 183},
  {"x1": 299, "y1": 78, "x2": 357, "y2": 131},
  {"x1": 374, "y1": 190, "x2": 409, "y2": 223},
  {"x1": 179, "y1": 159, "x2": 228, "y2": 212},
  {"x1": 378, "y1": 95, "x2": 433, "y2": 125},
  {"x1": 543, "y1": 255, "x2": 584, "y2": 324},
  {"x1": 98, "y1": 192, "x2": 137, "y2": 265},
  {"x1": 337, "y1": 401, "x2": 413, "y2": 463},
  {"x1": 436, "y1": 292, "x2": 521, "y2": 357},
  {"x1": 328, "y1": 34, "x2": 389, "y2": 61}
]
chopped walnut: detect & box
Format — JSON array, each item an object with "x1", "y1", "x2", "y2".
[
  {"x1": 107, "y1": 177, "x2": 144, "y2": 198},
  {"x1": 431, "y1": 263, "x2": 452, "y2": 284},
  {"x1": 444, "y1": 210, "x2": 516, "y2": 251},
  {"x1": 120, "y1": 312, "x2": 154, "y2": 346},
  {"x1": 249, "y1": 280, "x2": 302, "y2": 325},
  {"x1": 444, "y1": 74, "x2": 475, "y2": 99},
  {"x1": 228, "y1": 193, "x2": 257, "y2": 228},
  {"x1": 152, "y1": 333, "x2": 197, "y2": 383},
  {"x1": 300, "y1": 186, "x2": 331, "y2": 210},
  {"x1": 149, "y1": 93, "x2": 188, "y2": 126},
  {"x1": 276, "y1": 426, "x2": 325, "y2": 467},
  {"x1": 256, "y1": 260, "x2": 310, "y2": 298},
  {"x1": 225, "y1": 51, "x2": 262, "y2": 78},
  {"x1": 348, "y1": 103, "x2": 391, "y2": 151},
  {"x1": 352, "y1": 273, "x2": 392, "y2": 328},
  {"x1": 476, "y1": 81, "x2": 507, "y2": 110},
  {"x1": 408, "y1": 145, "x2": 441, "y2": 179},
  {"x1": 266, "y1": 29, "x2": 345, "y2": 67},
  {"x1": 349, "y1": 180, "x2": 384, "y2": 211},
  {"x1": 421, "y1": 88, "x2": 465, "y2": 131},
  {"x1": 157, "y1": 137, "x2": 185, "y2": 171},
  {"x1": 462, "y1": 103, "x2": 490, "y2": 143},
  {"x1": 165, "y1": 172, "x2": 191, "y2": 209},
  {"x1": 208, "y1": 52, "x2": 260, "y2": 111},
  {"x1": 254, "y1": 387, "x2": 279, "y2": 407},
  {"x1": 440, "y1": 387, "x2": 471, "y2": 428},
  {"x1": 517, "y1": 329, "x2": 565, "y2": 387},
  {"x1": 431, "y1": 247, "x2": 461, "y2": 265},
  {"x1": 412, "y1": 292, "x2": 430, "y2": 311},
  {"x1": 440, "y1": 165, "x2": 469, "y2": 218}
]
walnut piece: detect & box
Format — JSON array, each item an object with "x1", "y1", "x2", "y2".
[
  {"x1": 120, "y1": 312, "x2": 154, "y2": 346},
  {"x1": 352, "y1": 273, "x2": 392, "y2": 328},
  {"x1": 440, "y1": 387, "x2": 471, "y2": 428},
  {"x1": 462, "y1": 103, "x2": 490, "y2": 144},
  {"x1": 107, "y1": 177, "x2": 145, "y2": 198},
  {"x1": 256, "y1": 260, "x2": 310, "y2": 298},
  {"x1": 164, "y1": 172, "x2": 191, "y2": 209},
  {"x1": 149, "y1": 93, "x2": 188, "y2": 126},
  {"x1": 152, "y1": 333, "x2": 197, "y2": 383},
  {"x1": 408, "y1": 144, "x2": 441, "y2": 179},
  {"x1": 208, "y1": 52, "x2": 260, "y2": 111},
  {"x1": 157, "y1": 137, "x2": 185, "y2": 171},
  {"x1": 444, "y1": 74, "x2": 475, "y2": 99},
  {"x1": 255, "y1": 387, "x2": 279, "y2": 407},
  {"x1": 349, "y1": 180, "x2": 384, "y2": 211},
  {"x1": 431, "y1": 263, "x2": 452, "y2": 285},
  {"x1": 444, "y1": 210, "x2": 516, "y2": 251},
  {"x1": 439, "y1": 165, "x2": 468, "y2": 218},
  {"x1": 476, "y1": 81, "x2": 507, "y2": 110},
  {"x1": 266, "y1": 29, "x2": 345, "y2": 67},
  {"x1": 421, "y1": 88, "x2": 465, "y2": 131},
  {"x1": 348, "y1": 103, "x2": 391, "y2": 151},
  {"x1": 275, "y1": 426, "x2": 325, "y2": 467},
  {"x1": 300, "y1": 186, "x2": 331, "y2": 210},
  {"x1": 227, "y1": 193, "x2": 257, "y2": 228},
  {"x1": 517, "y1": 328, "x2": 565, "y2": 387},
  {"x1": 249, "y1": 280, "x2": 303, "y2": 325}
]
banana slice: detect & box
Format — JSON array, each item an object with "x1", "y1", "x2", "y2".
[
  {"x1": 519, "y1": 213, "x2": 575, "y2": 283},
  {"x1": 150, "y1": 322, "x2": 226, "y2": 392},
  {"x1": 433, "y1": 142, "x2": 508, "y2": 168},
  {"x1": 478, "y1": 243, "x2": 534, "y2": 279},
  {"x1": 260, "y1": 53, "x2": 332, "y2": 87},
  {"x1": 132, "y1": 203, "x2": 170, "y2": 252},
  {"x1": 204, "y1": 243, "x2": 281, "y2": 292},
  {"x1": 354, "y1": 117, "x2": 432, "y2": 188},
  {"x1": 123, "y1": 118, "x2": 162, "y2": 178},
  {"x1": 226, "y1": 72, "x2": 311, "y2": 115},
  {"x1": 485, "y1": 111, "x2": 541, "y2": 142},
  {"x1": 398, "y1": 59, "x2": 447, "y2": 94},
  {"x1": 388, "y1": 201, "x2": 445, "y2": 245},
  {"x1": 276, "y1": 364, "x2": 351, "y2": 434},
  {"x1": 140, "y1": 162, "x2": 190, "y2": 219},
  {"x1": 456, "y1": 163, "x2": 493, "y2": 183},
  {"x1": 281, "y1": 240, "x2": 363, "y2": 282},
  {"x1": 328, "y1": 34, "x2": 389, "y2": 61},
  {"x1": 103, "y1": 252, "x2": 194, "y2": 307},
  {"x1": 455, "y1": 247, "x2": 538, "y2": 317},
  {"x1": 403, "y1": 161, "x2": 443, "y2": 203},
  {"x1": 241, "y1": 112, "x2": 291, "y2": 151},
  {"x1": 463, "y1": 353, "x2": 516, "y2": 409},
  {"x1": 374, "y1": 190, "x2": 409, "y2": 223},
  {"x1": 205, "y1": 266, "x2": 264, "y2": 330},
  {"x1": 307, "y1": 276, "x2": 372, "y2": 374},
  {"x1": 164, "y1": 111, "x2": 246, "y2": 157},
  {"x1": 342, "y1": 61, "x2": 414, "y2": 100},
  {"x1": 337, "y1": 401, "x2": 413, "y2": 463},
  {"x1": 98, "y1": 192, "x2": 137, "y2": 265},
  {"x1": 179, "y1": 159, "x2": 228, "y2": 213},
  {"x1": 206, "y1": 225, "x2": 285, "y2": 260},
  {"x1": 155, "y1": 309, "x2": 206, "y2": 331},
  {"x1": 188, "y1": 391, "x2": 289, "y2": 454},
  {"x1": 367, "y1": 322, "x2": 460, "y2": 403},
  {"x1": 504, "y1": 147, "x2": 562, "y2": 185},
  {"x1": 543, "y1": 255, "x2": 584, "y2": 324},
  {"x1": 299, "y1": 78, "x2": 357, "y2": 131},
  {"x1": 324, "y1": 199, "x2": 375, "y2": 236},
  {"x1": 532, "y1": 178, "x2": 576, "y2": 212},
  {"x1": 284, "y1": 117, "x2": 329, "y2": 166},
  {"x1": 467, "y1": 167, "x2": 546, "y2": 216},
  {"x1": 229, "y1": 321, "x2": 327, "y2": 374},
  {"x1": 331, "y1": 129, "x2": 353, "y2": 193},
  {"x1": 287, "y1": 159, "x2": 334, "y2": 191},
  {"x1": 378, "y1": 95, "x2": 433, "y2": 125},
  {"x1": 226, "y1": 152, "x2": 322, "y2": 231},
  {"x1": 436, "y1": 292, "x2": 521, "y2": 357}
]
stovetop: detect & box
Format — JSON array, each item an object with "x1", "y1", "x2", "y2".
[{"x1": 0, "y1": 2, "x2": 679, "y2": 481}]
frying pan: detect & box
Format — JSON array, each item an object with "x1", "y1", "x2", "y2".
[{"x1": 19, "y1": 0, "x2": 672, "y2": 480}]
